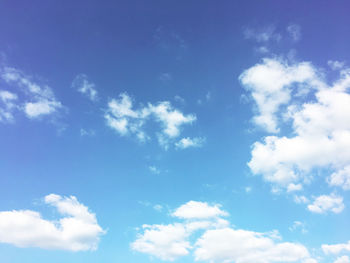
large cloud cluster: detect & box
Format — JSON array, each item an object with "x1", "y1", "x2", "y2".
[
  {"x1": 132, "y1": 201, "x2": 315, "y2": 263},
  {"x1": 240, "y1": 58, "x2": 350, "y2": 204}
]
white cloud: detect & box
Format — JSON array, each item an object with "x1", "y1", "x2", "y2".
[
  {"x1": 287, "y1": 183, "x2": 303, "y2": 192},
  {"x1": 24, "y1": 100, "x2": 62, "y2": 118},
  {"x1": 194, "y1": 228, "x2": 312, "y2": 263},
  {"x1": 105, "y1": 93, "x2": 197, "y2": 148},
  {"x1": 334, "y1": 256, "x2": 350, "y2": 263},
  {"x1": 175, "y1": 137, "x2": 205, "y2": 149},
  {"x1": 72, "y1": 74, "x2": 98, "y2": 101},
  {"x1": 239, "y1": 58, "x2": 323, "y2": 133},
  {"x1": 132, "y1": 201, "x2": 315, "y2": 263},
  {"x1": 307, "y1": 194, "x2": 344, "y2": 214},
  {"x1": 0, "y1": 90, "x2": 18, "y2": 122},
  {"x1": 241, "y1": 58, "x2": 350, "y2": 194},
  {"x1": 0, "y1": 66, "x2": 62, "y2": 119},
  {"x1": 0, "y1": 194, "x2": 105, "y2": 251},
  {"x1": 287, "y1": 24, "x2": 301, "y2": 42},
  {"x1": 172, "y1": 201, "x2": 228, "y2": 219},
  {"x1": 322, "y1": 241, "x2": 350, "y2": 255},
  {"x1": 328, "y1": 166, "x2": 350, "y2": 190},
  {"x1": 149, "y1": 102, "x2": 196, "y2": 138},
  {"x1": 131, "y1": 223, "x2": 191, "y2": 261}
]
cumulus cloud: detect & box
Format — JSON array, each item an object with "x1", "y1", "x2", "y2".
[
  {"x1": 334, "y1": 256, "x2": 350, "y2": 263},
  {"x1": 328, "y1": 166, "x2": 350, "y2": 190},
  {"x1": 131, "y1": 223, "x2": 191, "y2": 261},
  {"x1": 72, "y1": 74, "x2": 98, "y2": 101},
  {"x1": 322, "y1": 241, "x2": 350, "y2": 255},
  {"x1": 105, "y1": 93, "x2": 197, "y2": 148},
  {"x1": 0, "y1": 66, "x2": 62, "y2": 119},
  {"x1": 132, "y1": 201, "x2": 315, "y2": 263},
  {"x1": 307, "y1": 194, "x2": 344, "y2": 214},
  {"x1": 0, "y1": 194, "x2": 105, "y2": 251},
  {"x1": 239, "y1": 58, "x2": 324, "y2": 133},
  {"x1": 175, "y1": 137, "x2": 205, "y2": 149},
  {"x1": 241, "y1": 58, "x2": 350, "y2": 197},
  {"x1": 194, "y1": 228, "x2": 311, "y2": 263},
  {"x1": 172, "y1": 201, "x2": 228, "y2": 219}
]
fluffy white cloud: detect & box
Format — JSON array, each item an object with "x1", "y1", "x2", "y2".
[
  {"x1": 322, "y1": 241, "x2": 350, "y2": 255},
  {"x1": 0, "y1": 66, "x2": 62, "y2": 119},
  {"x1": 131, "y1": 223, "x2": 191, "y2": 261},
  {"x1": 307, "y1": 194, "x2": 344, "y2": 214},
  {"x1": 72, "y1": 74, "x2": 98, "y2": 101},
  {"x1": 194, "y1": 228, "x2": 311, "y2": 263},
  {"x1": 0, "y1": 194, "x2": 104, "y2": 251},
  {"x1": 105, "y1": 93, "x2": 197, "y2": 147},
  {"x1": 241, "y1": 58, "x2": 350, "y2": 195},
  {"x1": 24, "y1": 100, "x2": 62, "y2": 118},
  {"x1": 334, "y1": 256, "x2": 350, "y2": 263},
  {"x1": 172, "y1": 201, "x2": 228, "y2": 219},
  {"x1": 239, "y1": 58, "x2": 323, "y2": 133},
  {"x1": 328, "y1": 166, "x2": 350, "y2": 190},
  {"x1": 175, "y1": 137, "x2": 205, "y2": 149},
  {"x1": 132, "y1": 201, "x2": 315, "y2": 263},
  {"x1": 287, "y1": 183, "x2": 303, "y2": 192},
  {"x1": 149, "y1": 102, "x2": 196, "y2": 138}
]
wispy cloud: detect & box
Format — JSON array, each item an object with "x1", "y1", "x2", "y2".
[
  {"x1": 287, "y1": 24, "x2": 302, "y2": 42},
  {"x1": 243, "y1": 25, "x2": 281, "y2": 43},
  {"x1": 72, "y1": 74, "x2": 98, "y2": 102},
  {"x1": 0, "y1": 65, "x2": 63, "y2": 120}
]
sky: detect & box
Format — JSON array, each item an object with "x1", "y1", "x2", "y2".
[{"x1": 1, "y1": 1, "x2": 350, "y2": 263}]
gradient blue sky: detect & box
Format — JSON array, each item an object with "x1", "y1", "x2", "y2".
[{"x1": 1, "y1": 1, "x2": 350, "y2": 263}]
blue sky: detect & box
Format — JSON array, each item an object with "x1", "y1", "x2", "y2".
[{"x1": 1, "y1": 1, "x2": 350, "y2": 263}]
